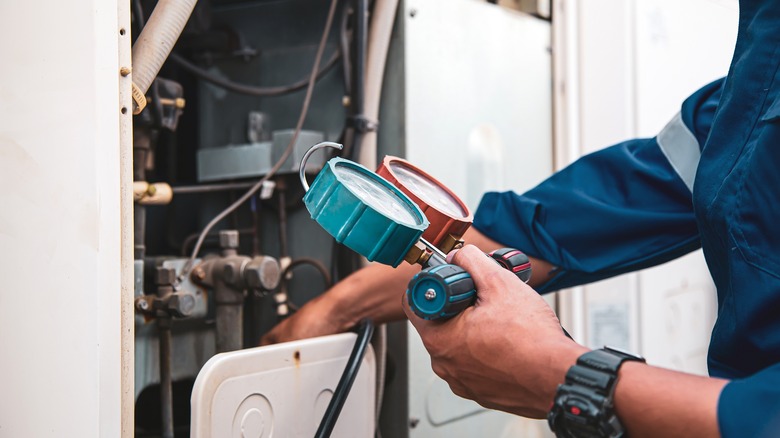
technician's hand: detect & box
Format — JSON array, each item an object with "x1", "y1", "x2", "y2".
[
  {"x1": 260, "y1": 294, "x2": 348, "y2": 345},
  {"x1": 403, "y1": 245, "x2": 588, "y2": 418}
]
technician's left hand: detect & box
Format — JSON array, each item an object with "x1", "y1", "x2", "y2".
[{"x1": 402, "y1": 245, "x2": 588, "y2": 418}]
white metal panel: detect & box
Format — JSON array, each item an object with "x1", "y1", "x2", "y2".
[
  {"x1": 191, "y1": 333, "x2": 375, "y2": 438},
  {"x1": 404, "y1": 0, "x2": 553, "y2": 212},
  {"x1": 403, "y1": 0, "x2": 553, "y2": 436},
  {"x1": 553, "y1": 0, "x2": 737, "y2": 373},
  {"x1": 0, "y1": 0, "x2": 128, "y2": 436},
  {"x1": 633, "y1": 0, "x2": 738, "y2": 136},
  {"x1": 632, "y1": 0, "x2": 737, "y2": 373},
  {"x1": 117, "y1": 1, "x2": 135, "y2": 435}
]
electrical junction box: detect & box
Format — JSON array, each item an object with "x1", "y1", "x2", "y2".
[{"x1": 191, "y1": 333, "x2": 375, "y2": 438}]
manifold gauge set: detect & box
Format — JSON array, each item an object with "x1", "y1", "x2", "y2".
[{"x1": 299, "y1": 142, "x2": 530, "y2": 320}]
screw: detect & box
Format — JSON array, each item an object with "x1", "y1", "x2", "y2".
[
  {"x1": 120, "y1": 66, "x2": 132, "y2": 76},
  {"x1": 424, "y1": 288, "x2": 437, "y2": 301},
  {"x1": 409, "y1": 417, "x2": 420, "y2": 429},
  {"x1": 135, "y1": 298, "x2": 149, "y2": 311},
  {"x1": 409, "y1": 8, "x2": 417, "y2": 17}
]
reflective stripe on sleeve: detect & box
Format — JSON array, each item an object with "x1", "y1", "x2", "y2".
[{"x1": 656, "y1": 112, "x2": 701, "y2": 192}]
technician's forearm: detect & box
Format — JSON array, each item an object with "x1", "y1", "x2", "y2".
[
  {"x1": 462, "y1": 227, "x2": 556, "y2": 288},
  {"x1": 614, "y1": 362, "x2": 728, "y2": 437},
  {"x1": 332, "y1": 262, "x2": 420, "y2": 329}
]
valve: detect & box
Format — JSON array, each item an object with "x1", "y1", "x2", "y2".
[
  {"x1": 298, "y1": 143, "x2": 530, "y2": 321},
  {"x1": 406, "y1": 248, "x2": 532, "y2": 320},
  {"x1": 134, "y1": 266, "x2": 196, "y2": 319}
]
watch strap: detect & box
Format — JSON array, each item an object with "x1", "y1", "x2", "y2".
[
  {"x1": 549, "y1": 347, "x2": 646, "y2": 438},
  {"x1": 578, "y1": 346, "x2": 646, "y2": 375}
]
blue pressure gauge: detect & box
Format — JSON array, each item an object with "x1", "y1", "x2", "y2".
[{"x1": 300, "y1": 143, "x2": 429, "y2": 267}]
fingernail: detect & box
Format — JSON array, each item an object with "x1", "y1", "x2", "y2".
[{"x1": 446, "y1": 249, "x2": 460, "y2": 263}]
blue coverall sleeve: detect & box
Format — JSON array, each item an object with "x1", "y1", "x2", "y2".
[
  {"x1": 472, "y1": 79, "x2": 723, "y2": 293},
  {"x1": 719, "y1": 363, "x2": 780, "y2": 437}
]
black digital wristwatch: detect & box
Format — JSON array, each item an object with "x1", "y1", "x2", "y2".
[{"x1": 548, "y1": 346, "x2": 646, "y2": 437}]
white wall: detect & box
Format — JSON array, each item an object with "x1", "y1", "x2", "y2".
[
  {"x1": 0, "y1": 1, "x2": 132, "y2": 436},
  {"x1": 553, "y1": 0, "x2": 738, "y2": 374}
]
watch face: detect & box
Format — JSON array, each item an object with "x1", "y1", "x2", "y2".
[{"x1": 550, "y1": 386, "x2": 614, "y2": 438}]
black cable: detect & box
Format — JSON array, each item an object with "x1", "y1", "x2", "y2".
[
  {"x1": 315, "y1": 319, "x2": 375, "y2": 438},
  {"x1": 169, "y1": 51, "x2": 341, "y2": 97},
  {"x1": 132, "y1": 0, "x2": 147, "y2": 31}
]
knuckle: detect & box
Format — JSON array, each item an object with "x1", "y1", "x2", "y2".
[{"x1": 431, "y1": 362, "x2": 449, "y2": 380}]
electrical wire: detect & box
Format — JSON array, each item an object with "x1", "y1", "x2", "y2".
[
  {"x1": 315, "y1": 319, "x2": 375, "y2": 438},
  {"x1": 179, "y1": 0, "x2": 341, "y2": 282},
  {"x1": 169, "y1": 51, "x2": 341, "y2": 97}
]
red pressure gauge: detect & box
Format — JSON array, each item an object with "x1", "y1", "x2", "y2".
[{"x1": 376, "y1": 156, "x2": 473, "y2": 253}]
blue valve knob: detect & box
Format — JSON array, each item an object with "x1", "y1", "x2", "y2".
[
  {"x1": 406, "y1": 264, "x2": 476, "y2": 320},
  {"x1": 407, "y1": 248, "x2": 532, "y2": 320}
]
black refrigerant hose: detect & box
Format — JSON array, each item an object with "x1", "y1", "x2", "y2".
[{"x1": 315, "y1": 319, "x2": 375, "y2": 438}]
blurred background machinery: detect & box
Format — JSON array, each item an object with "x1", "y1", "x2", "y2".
[{"x1": 125, "y1": 0, "x2": 555, "y2": 435}]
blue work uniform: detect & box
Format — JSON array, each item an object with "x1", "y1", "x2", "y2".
[{"x1": 473, "y1": 1, "x2": 780, "y2": 435}]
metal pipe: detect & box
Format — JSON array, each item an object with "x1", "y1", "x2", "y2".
[
  {"x1": 277, "y1": 181, "x2": 289, "y2": 259},
  {"x1": 158, "y1": 318, "x2": 174, "y2": 438},
  {"x1": 155, "y1": 268, "x2": 177, "y2": 438},
  {"x1": 171, "y1": 181, "x2": 257, "y2": 195},
  {"x1": 299, "y1": 142, "x2": 343, "y2": 192},
  {"x1": 348, "y1": 0, "x2": 369, "y2": 160},
  {"x1": 133, "y1": 130, "x2": 151, "y2": 260},
  {"x1": 420, "y1": 237, "x2": 448, "y2": 262},
  {"x1": 215, "y1": 301, "x2": 243, "y2": 353},
  {"x1": 251, "y1": 196, "x2": 262, "y2": 256}
]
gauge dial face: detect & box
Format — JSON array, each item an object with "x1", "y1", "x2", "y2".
[
  {"x1": 334, "y1": 163, "x2": 422, "y2": 227},
  {"x1": 389, "y1": 161, "x2": 468, "y2": 219}
]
